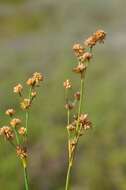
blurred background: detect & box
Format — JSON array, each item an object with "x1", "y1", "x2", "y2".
[{"x1": 0, "y1": 0, "x2": 126, "y2": 189}]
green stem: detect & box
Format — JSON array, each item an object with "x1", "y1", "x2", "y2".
[
  {"x1": 78, "y1": 77, "x2": 84, "y2": 116},
  {"x1": 76, "y1": 77, "x2": 84, "y2": 133},
  {"x1": 25, "y1": 87, "x2": 32, "y2": 134},
  {"x1": 23, "y1": 167, "x2": 29, "y2": 190},
  {"x1": 25, "y1": 111, "x2": 29, "y2": 134},
  {"x1": 65, "y1": 162, "x2": 72, "y2": 190},
  {"x1": 13, "y1": 128, "x2": 20, "y2": 145}
]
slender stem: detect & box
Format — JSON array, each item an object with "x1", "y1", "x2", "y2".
[
  {"x1": 25, "y1": 87, "x2": 32, "y2": 134},
  {"x1": 13, "y1": 128, "x2": 20, "y2": 145},
  {"x1": 67, "y1": 109, "x2": 71, "y2": 162},
  {"x1": 78, "y1": 77, "x2": 84, "y2": 117},
  {"x1": 76, "y1": 77, "x2": 84, "y2": 133},
  {"x1": 65, "y1": 162, "x2": 72, "y2": 190},
  {"x1": 67, "y1": 109, "x2": 70, "y2": 125},
  {"x1": 65, "y1": 76, "x2": 85, "y2": 190},
  {"x1": 25, "y1": 111, "x2": 29, "y2": 134},
  {"x1": 23, "y1": 166, "x2": 29, "y2": 190}
]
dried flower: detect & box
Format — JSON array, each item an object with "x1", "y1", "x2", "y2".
[
  {"x1": 67, "y1": 124, "x2": 76, "y2": 132},
  {"x1": 20, "y1": 99, "x2": 31, "y2": 110},
  {"x1": 84, "y1": 29, "x2": 106, "y2": 48},
  {"x1": 18, "y1": 127, "x2": 26, "y2": 136},
  {"x1": 73, "y1": 63, "x2": 87, "y2": 74},
  {"x1": 26, "y1": 72, "x2": 43, "y2": 87},
  {"x1": 13, "y1": 84, "x2": 23, "y2": 95},
  {"x1": 26, "y1": 78, "x2": 36, "y2": 86},
  {"x1": 0, "y1": 126, "x2": 14, "y2": 140},
  {"x1": 79, "y1": 114, "x2": 92, "y2": 130},
  {"x1": 5, "y1": 108, "x2": 15, "y2": 117},
  {"x1": 94, "y1": 30, "x2": 106, "y2": 43},
  {"x1": 63, "y1": 79, "x2": 72, "y2": 89},
  {"x1": 80, "y1": 52, "x2": 92, "y2": 62},
  {"x1": 73, "y1": 43, "x2": 85, "y2": 57},
  {"x1": 10, "y1": 118, "x2": 21, "y2": 127},
  {"x1": 84, "y1": 35, "x2": 97, "y2": 48},
  {"x1": 16, "y1": 146, "x2": 27, "y2": 160},
  {"x1": 33, "y1": 72, "x2": 43, "y2": 82},
  {"x1": 65, "y1": 103, "x2": 74, "y2": 110},
  {"x1": 74, "y1": 92, "x2": 80, "y2": 101},
  {"x1": 31, "y1": 91, "x2": 37, "y2": 98}
]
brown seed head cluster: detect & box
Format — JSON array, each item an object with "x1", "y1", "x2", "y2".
[
  {"x1": 72, "y1": 29, "x2": 106, "y2": 76},
  {"x1": 10, "y1": 118, "x2": 21, "y2": 127},
  {"x1": 20, "y1": 99, "x2": 31, "y2": 110},
  {"x1": 13, "y1": 84, "x2": 23, "y2": 95},
  {"x1": 84, "y1": 29, "x2": 106, "y2": 48},
  {"x1": 0, "y1": 126, "x2": 14, "y2": 140},
  {"x1": 72, "y1": 43, "x2": 85, "y2": 58},
  {"x1": 79, "y1": 114, "x2": 92, "y2": 130},
  {"x1": 63, "y1": 79, "x2": 72, "y2": 89},
  {"x1": 5, "y1": 109, "x2": 15, "y2": 117},
  {"x1": 73, "y1": 63, "x2": 87, "y2": 74},
  {"x1": 74, "y1": 92, "x2": 80, "y2": 101},
  {"x1": 31, "y1": 91, "x2": 37, "y2": 98},
  {"x1": 26, "y1": 72, "x2": 43, "y2": 87},
  {"x1": 18, "y1": 127, "x2": 27, "y2": 136},
  {"x1": 65, "y1": 102, "x2": 74, "y2": 110},
  {"x1": 16, "y1": 146, "x2": 27, "y2": 160}
]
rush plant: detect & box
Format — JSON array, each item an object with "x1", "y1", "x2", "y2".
[
  {"x1": 63, "y1": 30, "x2": 106, "y2": 190},
  {"x1": 0, "y1": 72, "x2": 43, "y2": 190}
]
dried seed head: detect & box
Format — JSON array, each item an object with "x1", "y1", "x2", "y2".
[
  {"x1": 63, "y1": 79, "x2": 72, "y2": 89},
  {"x1": 73, "y1": 43, "x2": 85, "y2": 57},
  {"x1": 84, "y1": 35, "x2": 97, "y2": 48},
  {"x1": 31, "y1": 91, "x2": 37, "y2": 98},
  {"x1": 79, "y1": 114, "x2": 92, "y2": 130},
  {"x1": 67, "y1": 124, "x2": 76, "y2": 132},
  {"x1": 16, "y1": 146, "x2": 27, "y2": 160},
  {"x1": 26, "y1": 72, "x2": 43, "y2": 87},
  {"x1": 0, "y1": 126, "x2": 14, "y2": 140},
  {"x1": 18, "y1": 127, "x2": 26, "y2": 136},
  {"x1": 94, "y1": 30, "x2": 106, "y2": 43},
  {"x1": 13, "y1": 84, "x2": 23, "y2": 94},
  {"x1": 73, "y1": 63, "x2": 87, "y2": 74},
  {"x1": 84, "y1": 29, "x2": 106, "y2": 48},
  {"x1": 65, "y1": 103, "x2": 74, "y2": 110},
  {"x1": 5, "y1": 108, "x2": 15, "y2": 117},
  {"x1": 26, "y1": 77, "x2": 36, "y2": 86},
  {"x1": 74, "y1": 91, "x2": 80, "y2": 101},
  {"x1": 33, "y1": 72, "x2": 43, "y2": 82},
  {"x1": 20, "y1": 99, "x2": 31, "y2": 110},
  {"x1": 80, "y1": 52, "x2": 92, "y2": 62},
  {"x1": 10, "y1": 118, "x2": 21, "y2": 127}
]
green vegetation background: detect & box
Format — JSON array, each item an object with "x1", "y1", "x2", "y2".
[{"x1": 0, "y1": 0, "x2": 126, "y2": 189}]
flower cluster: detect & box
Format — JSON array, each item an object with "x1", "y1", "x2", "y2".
[
  {"x1": 64, "y1": 30, "x2": 106, "y2": 190},
  {"x1": 0, "y1": 71, "x2": 43, "y2": 169},
  {"x1": 13, "y1": 72, "x2": 43, "y2": 111},
  {"x1": 84, "y1": 29, "x2": 106, "y2": 48}
]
